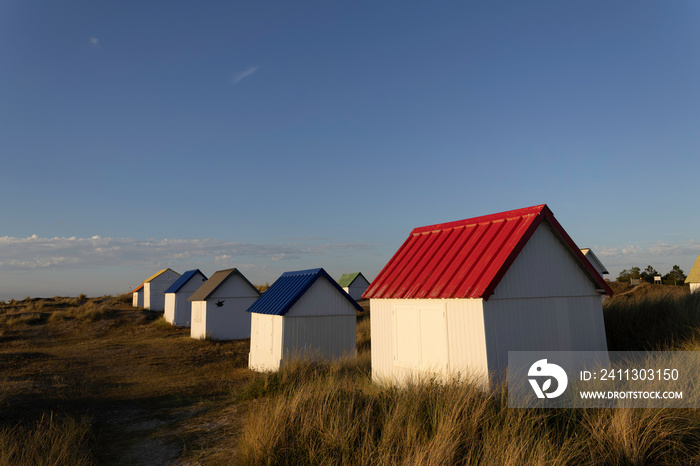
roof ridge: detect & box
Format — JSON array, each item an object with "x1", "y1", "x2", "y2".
[
  {"x1": 363, "y1": 204, "x2": 613, "y2": 300},
  {"x1": 411, "y1": 204, "x2": 546, "y2": 235}
]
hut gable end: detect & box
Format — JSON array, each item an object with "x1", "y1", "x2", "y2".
[
  {"x1": 287, "y1": 276, "x2": 360, "y2": 317},
  {"x1": 210, "y1": 274, "x2": 259, "y2": 299},
  {"x1": 490, "y1": 222, "x2": 598, "y2": 300}
]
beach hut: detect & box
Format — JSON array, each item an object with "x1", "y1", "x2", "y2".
[
  {"x1": 163, "y1": 269, "x2": 208, "y2": 326},
  {"x1": 247, "y1": 268, "x2": 363, "y2": 371},
  {"x1": 337, "y1": 272, "x2": 371, "y2": 300},
  {"x1": 686, "y1": 253, "x2": 700, "y2": 293},
  {"x1": 580, "y1": 249, "x2": 609, "y2": 277},
  {"x1": 131, "y1": 284, "x2": 144, "y2": 307},
  {"x1": 188, "y1": 268, "x2": 260, "y2": 340},
  {"x1": 143, "y1": 269, "x2": 181, "y2": 311},
  {"x1": 363, "y1": 204, "x2": 613, "y2": 388}
]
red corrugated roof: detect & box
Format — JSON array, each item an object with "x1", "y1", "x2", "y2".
[
  {"x1": 131, "y1": 283, "x2": 144, "y2": 293},
  {"x1": 363, "y1": 204, "x2": 613, "y2": 300}
]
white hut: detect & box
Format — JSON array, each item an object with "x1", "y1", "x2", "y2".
[
  {"x1": 188, "y1": 268, "x2": 260, "y2": 340},
  {"x1": 580, "y1": 248, "x2": 610, "y2": 303},
  {"x1": 131, "y1": 284, "x2": 144, "y2": 307},
  {"x1": 580, "y1": 249, "x2": 609, "y2": 277},
  {"x1": 248, "y1": 268, "x2": 363, "y2": 371},
  {"x1": 143, "y1": 269, "x2": 181, "y2": 311},
  {"x1": 163, "y1": 269, "x2": 208, "y2": 326},
  {"x1": 685, "y1": 254, "x2": 700, "y2": 293},
  {"x1": 337, "y1": 272, "x2": 370, "y2": 300},
  {"x1": 363, "y1": 204, "x2": 613, "y2": 388}
]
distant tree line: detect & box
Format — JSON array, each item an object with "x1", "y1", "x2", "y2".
[{"x1": 617, "y1": 265, "x2": 687, "y2": 286}]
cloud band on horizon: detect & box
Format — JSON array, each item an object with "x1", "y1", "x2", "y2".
[{"x1": 0, "y1": 235, "x2": 373, "y2": 271}]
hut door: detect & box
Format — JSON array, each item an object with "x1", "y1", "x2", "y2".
[
  {"x1": 255, "y1": 316, "x2": 274, "y2": 355},
  {"x1": 392, "y1": 302, "x2": 448, "y2": 372}
]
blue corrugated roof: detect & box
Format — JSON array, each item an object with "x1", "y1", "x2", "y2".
[
  {"x1": 165, "y1": 269, "x2": 207, "y2": 294},
  {"x1": 247, "y1": 268, "x2": 363, "y2": 316}
]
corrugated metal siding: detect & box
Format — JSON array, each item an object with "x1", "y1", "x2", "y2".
[
  {"x1": 287, "y1": 277, "x2": 358, "y2": 317},
  {"x1": 364, "y1": 204, "x2": 612, "y2": 300},
  {"x1": 482, "y1": 296, "x2": 608, "y2": 374},
  {"x1": 281, "y1": 315, "x2": 356, "y2": 360},
  {"x1": 491, "y1": 223, "x2": 598, "y2": 299}
]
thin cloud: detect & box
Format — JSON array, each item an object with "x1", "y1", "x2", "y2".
[
  {"x1": 232, "y1": 66, "x2": 259, "y2": 84},
  {"x1": 90, "y1": 37, "x2": 100, "y2": 48},
  {"x1": 0, "y1": 235, "x2": 374, "y2": 271}
]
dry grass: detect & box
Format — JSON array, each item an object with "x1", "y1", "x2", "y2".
[
  {"x1": 604, "y1": 283, "x2": 700, "y2": 350},
  {"x1": 0, "y1": 294, "x2": 253, "y2": 465},
  {"x1": 236, "y1": 359, "x2": 700, "y2": 465},
  {"x1": 234, "y1": 286, "x2": 700, "y2": 465},
  {"x1": 1, "y1": 288, "x2": 699, "y2": 464},
  {"x1": 0, "y1": 413, "x2": 93, "y2": 466}
]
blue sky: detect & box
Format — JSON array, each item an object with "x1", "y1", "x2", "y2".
[{"x1": 1, "y1": 1, "x2": 699, "y2": 299}]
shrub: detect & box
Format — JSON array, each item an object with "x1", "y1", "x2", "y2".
[
  {"x1": 2, "y1": 313, "x2": 44, "y2": 326},
  {"x1": 68, "y1": 302, "x2": 113, "y2": 322}
]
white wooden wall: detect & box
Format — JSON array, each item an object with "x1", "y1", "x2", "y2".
[
  {"x1": 132, "y1": 290, "x2": 143, "y2": 307},
  {"x1": 210, "y1": 274, "x2": 259, "y2": 299},
  {"x1": 370, "y1": 298, "x2": 489, "y2": 388},
  {"x1": 287, "y1": 277, "x2": 358, "y2": 317},
  {"x1": 190, "y1": 301, "x2": 208, "y2": 339},
  {"x1": 207, "y1": 297, "x2": 257, "y2": 340},
  {"x1": 164, "y1": 293, "x2": 176, "y2": 323},
  {"x1": 690, "y1": 283, "x2": 699, "y2": 294},
  {"x1": 485, "y1": 221, "x2": 607, "y2": 374},
  {"x1": 483, "y1": 295, "x2": 608, "y2": 374},
  {"x1": 344, "y1": 277, "x2": 370, "y2": 300},
  {"x1": 164, "y1": 273, "x2": 206, "y2": 326},
  {"x1": 190, "y1": 274, "x2": 259, "y2": 340},
  {"x1": 490, "y1": 223, "x2": 598, "y2": 299},
  {"x1": 249, "y1": 313, "x2": 285, "y2": 371},
  {"x1": 144, "y1": 270, "x2": 180, "y2": 311}
]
